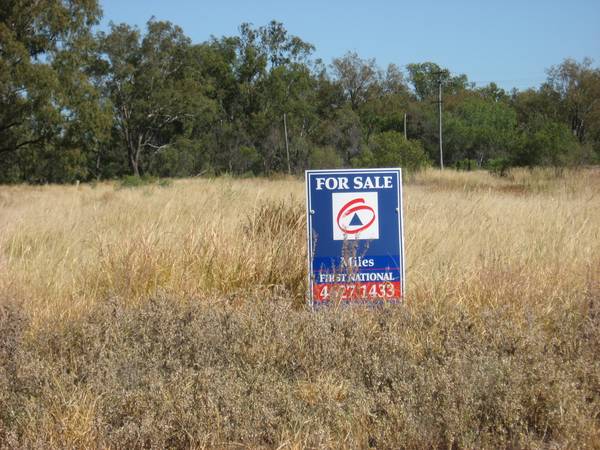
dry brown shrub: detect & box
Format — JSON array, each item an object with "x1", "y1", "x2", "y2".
[
  {"x1": 0, "y1": 170, "x2": 599, "y2": 448},
  {"x1": 243, "y1": 199, "x2": 305, "y2": 239},
  {"x1": 1, "y1": 293, "x2": 599, "y2": 448}
]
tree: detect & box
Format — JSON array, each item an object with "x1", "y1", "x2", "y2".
[
  {"x1": 0, "y1": 0, "x2": 104, "y2": 182},
  {"x1": 355, "y1": 131, "x2": 429, "y2": 172},
  {"x1": 331, "y1": 52, "x2": 379, "y2": 110},
  {"x1": 546, "y1": 58, "x2": 600, "y2": 147},
  {"x1": 406, "y1": 62, "x2": 469, "y2": 100},
  {"x1": 257, "y1": 20, "x2": 314, "y2": 69},
  {"x1": 444, "y1": 96, "x2": 518, "y2": 165},
  {"x1": 477, "y1": 82, "x2": 509, "y2": 103},
  {"x1": 308, "y1": 145, "x2": 343, "y2": 169},
  {"x1": 194, "y1": 21, "x2": 317, "y2": 174},
  {"x1": 513, "y1": 119, "x2": 583, "y2": 169},
  {"x1": 2, "y1": 9, "x2": 597, "y2": 182},
  {"x1": 511, "y1": 85, "x2": 562, "y2": 126},
  {"x1": 317, "y1": 105, "x2": 363, "y2": 165},
  {"x1": 97, "y1": 20, "x2": 216, "y2": 176}
]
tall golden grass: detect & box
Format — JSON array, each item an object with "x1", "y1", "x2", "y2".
[{"x1": 1, "y1": 168, "x2": 599, "y2": 448}]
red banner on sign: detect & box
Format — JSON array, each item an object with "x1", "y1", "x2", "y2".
[{"x1": 312, "y1": 281, "x2": 401, "y2": 302}]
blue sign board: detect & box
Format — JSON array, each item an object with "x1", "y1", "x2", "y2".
[{"x1": 305, "y1": 168, "x2": 405, "y2": 306}]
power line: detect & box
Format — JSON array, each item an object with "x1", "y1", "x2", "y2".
[{"x1": 469, "y1": 77, "x2": 547, "y2": 87}]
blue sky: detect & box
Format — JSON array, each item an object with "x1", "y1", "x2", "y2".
[{"x1": 98, "y1": 0, "x2": 600, "y2": 91}]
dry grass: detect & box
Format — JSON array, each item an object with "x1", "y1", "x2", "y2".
[{"x1": 1, "y1": 168, "x2": 599, "y2": 448}]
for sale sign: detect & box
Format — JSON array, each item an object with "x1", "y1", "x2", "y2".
[{"x1": 306, "y1": 168, "x2": 405, "y2": 306}]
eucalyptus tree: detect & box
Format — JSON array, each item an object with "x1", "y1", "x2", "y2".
[
  {"x1": 230, "y1": 21, "x2": 317, "y2": 173},
  {"x1": 331, "y1": 51, "x2": 379, "y2": 111},
  {"x1": 406, "y1": 62, "x2": 469, "y2": 101},
  {"x1": 546, "y1": 58, "x2": 600, "y2": 145},
  {"x1": 97, "y1": 20, "x2": 216, "y2": 176},
  {"x1": 0, "y1": 0, "x2": 105, "y2": 181},
  {"x1": 444, "y1": 95, "x2": 518, "y2": 165},
  {"x1": 358, "y1": 64, "x2": 412, "y2": 143}
]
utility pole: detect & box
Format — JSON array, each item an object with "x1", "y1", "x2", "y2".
[
  {"x1": 283, "y1": 112, "x2": 291, "y2": 174},
  {"x1": 431, "y1": 70, "x2": 445, "y2": 169},
  {"x1": 403, "y1": 113, "x2": 407, "y2": 140},
  {"x1": 438, "y1": 79, "x2": 444, "y2": 169}
]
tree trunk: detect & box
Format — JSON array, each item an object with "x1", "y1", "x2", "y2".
[
  {"x1": 283, "y1": 113, "x2": 291, "y2": 174},
  {"x1": 128, "y1": 143, "x2": 140, "y2": 176}
]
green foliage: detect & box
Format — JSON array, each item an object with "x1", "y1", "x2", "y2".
[
  {"x1": 96, "y1": 20, "x2": 218, "y2": 177},
  {"x1": 0, "y1": 0, "x2": 106, "y2": 182},
  {"x1": 237, "y1": 146, "x2": 261, "y2": 173},
  {"x1": 355, "y1": 131, "x2": 430, "y2": 172},
  {"x1": 331, "y1": 52, "x2": 379, "y2": 110},
  {"x1": 308, "y1": 146, "x2": 343, "y2": 169},
  {"x1": 444, "y1": 96, "x2": 518, "y2": 165},
  {"x1": 158, "y1": 178, "x2": 173, "y2": 188},
  {"x1": 454, "y1": 159, "x2": 479, "y2": 171},
  {"x1": 406, "y1": 62, "x2": 468, "y2": 100},
  {"x1": 317, "y1": 105, "x2": 363, "y2": 165},
  {"x1": 530, "y1": 122, "x2": 576, "y2": 167},
  {"x1": 151, "y1": 138, "x2": 201, "y2": 178},
  {"x1": 118, "y1": 174, "x2": 158, "y2": 189},
  {"x1": 545, "y1": 58, "x2": 600, "y2": 143},
  {"x1": 1, "y1": 6, "x2": 599, "y2": 183},
  {"x1": 512, "y1": 120, "x2": 581, "y2": 168},
  {"x1": 487, "y1": 157, "x2": 512, "y2": 177}
]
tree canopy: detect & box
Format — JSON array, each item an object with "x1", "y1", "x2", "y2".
[{"x1": 1, "y1": 4, "x2": 599, "y2": 182}]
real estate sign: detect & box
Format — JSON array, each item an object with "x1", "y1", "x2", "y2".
[{"x1": 306, "y1": 168, "x2": 405, "y2": 306}]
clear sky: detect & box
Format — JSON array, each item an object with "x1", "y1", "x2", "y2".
[{"x1": 98, "y1": 0, "x2": 600, "y2": 91}]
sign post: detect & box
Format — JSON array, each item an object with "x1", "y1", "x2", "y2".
[{"x1": 305, "y1": 168, "x2": 405, "y2": 307}]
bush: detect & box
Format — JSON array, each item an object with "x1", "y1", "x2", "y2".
[
  {"x1": 487, "y1": 157, "x2": 512, "y2": 177},
  {"x1": 309, "y1": 146, "x2": 344, "y2": 169},
  {"x1": 355, "y1": 131, "x2": 430, "y2": 172},
  {"x1": 454, "y1": 158, "x2": 479, "y2": 171},
  {"x1": 150, "y1": 138, "x2": 200, "y2": 178},
  {"x1": 243, "y1": 199, "x2": 305, "y2": 239},
  {"x1": 237, "y1": 145, "x2": 261, "y2": 174},
  {"x1": 118, "y1": 174, "x2": 158, "y2": 188},
  {"x1": 2, "y1": 295, "x2": 599, "y2": 448},
  {"x1": 157, "y1": 178, "x2": 172, "y2": 188},
  {"x1": 513, "y1": 120, "x2": 585, "y2": 169}
]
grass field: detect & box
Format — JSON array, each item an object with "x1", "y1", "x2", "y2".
[{"x1": 1, "y1": 168, "x2": 599, "y2": 448}]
